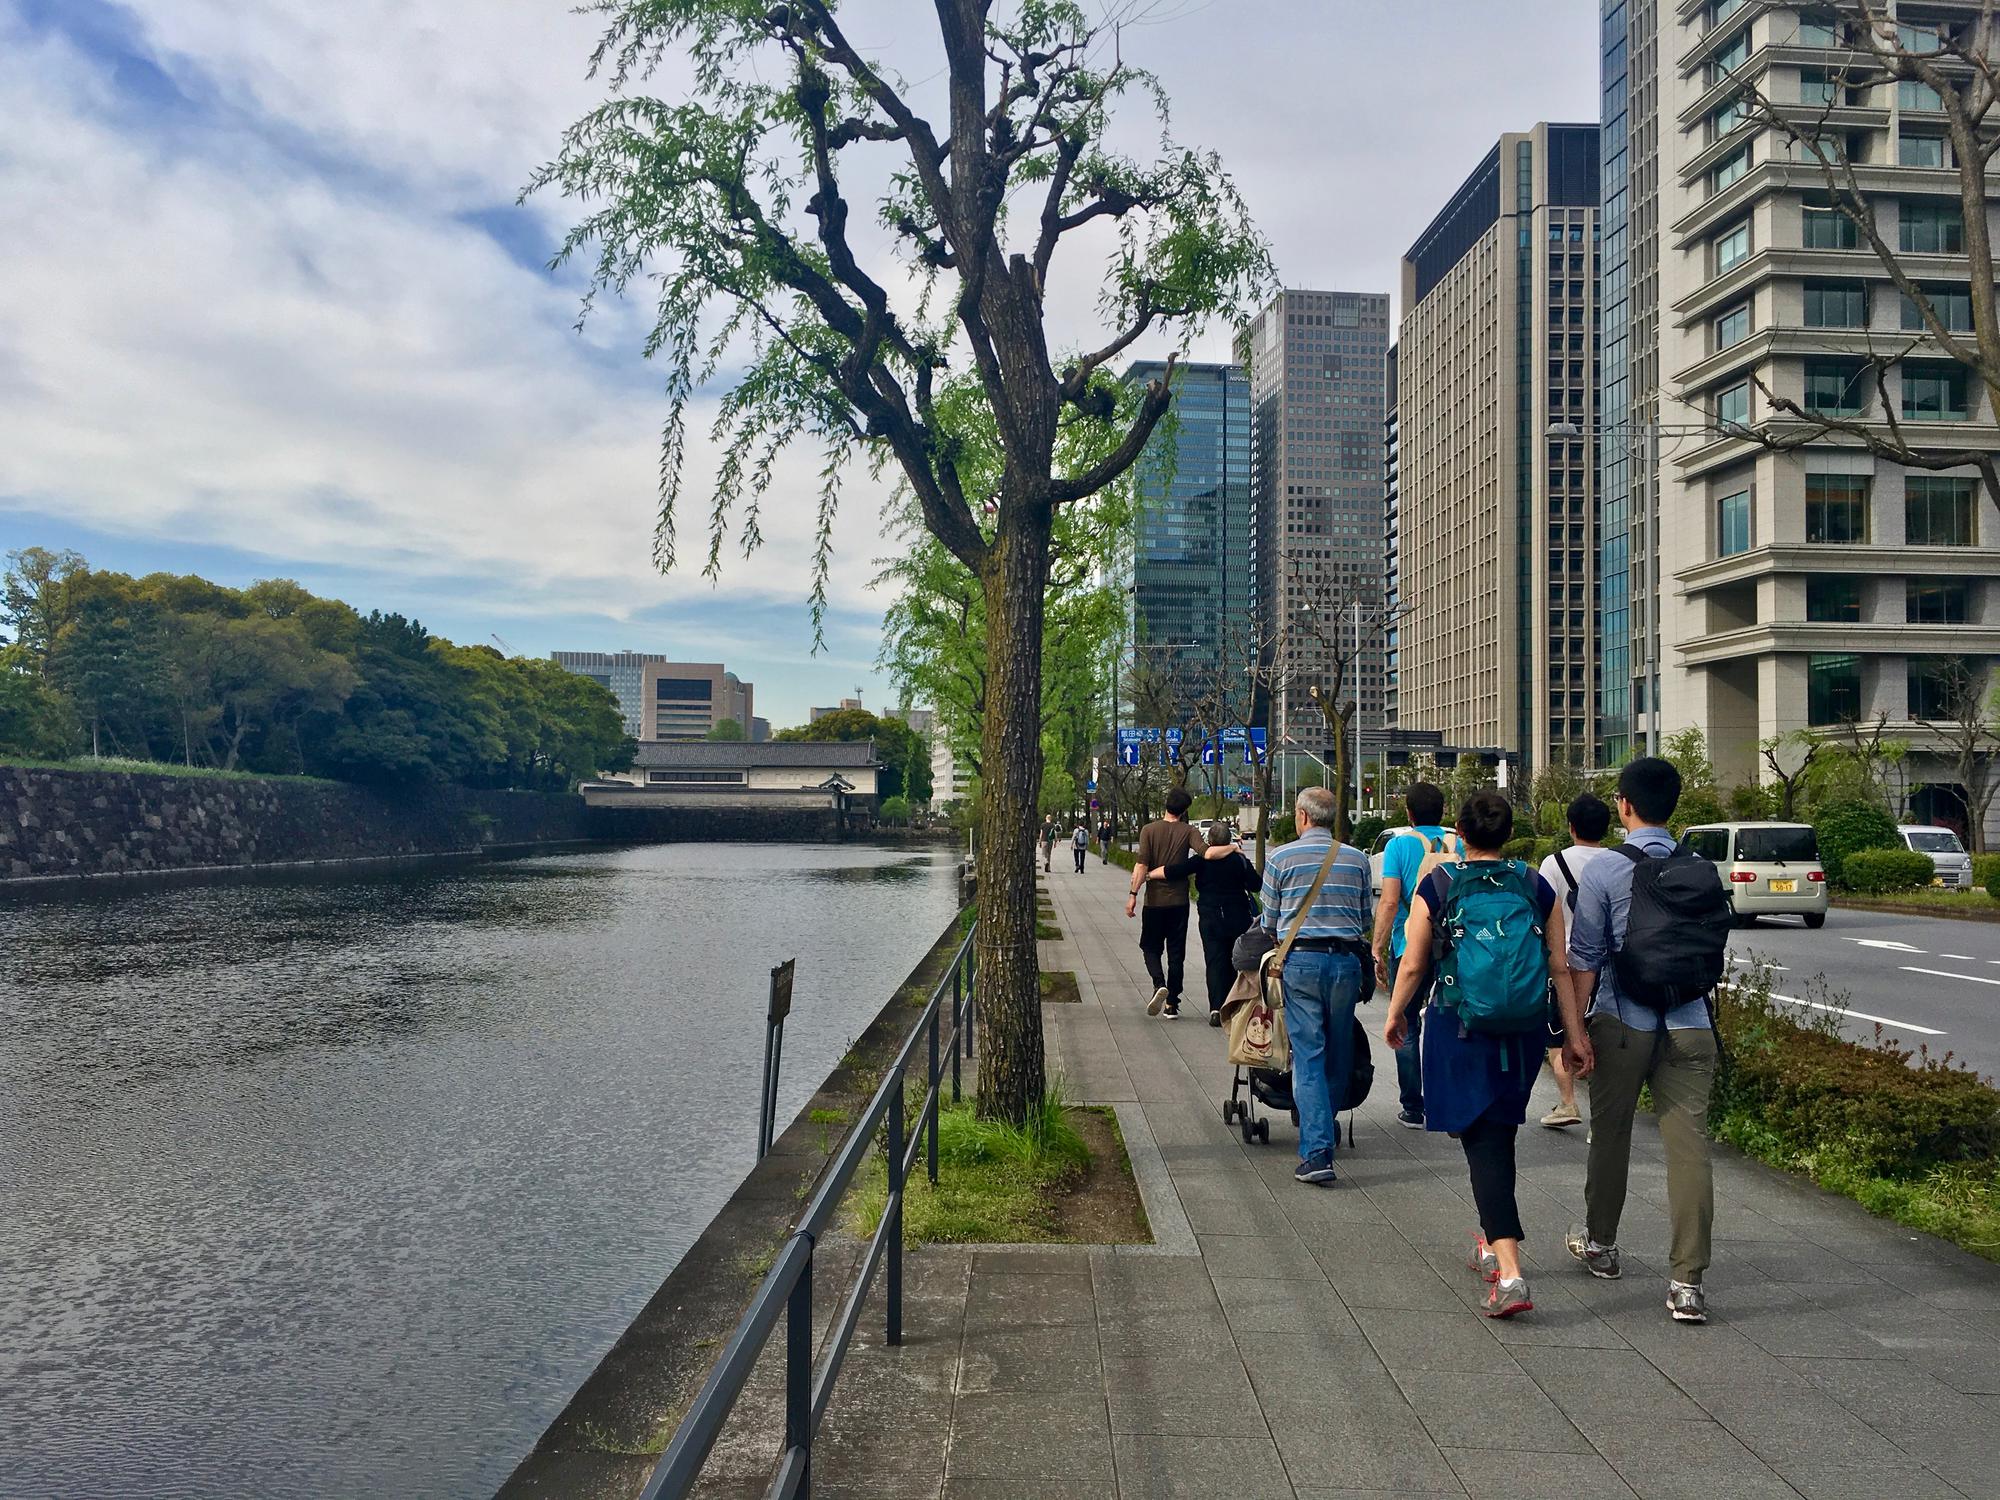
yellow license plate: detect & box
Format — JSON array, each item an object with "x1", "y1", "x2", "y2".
[
  {"x1": 1933, "y1": 876, "x2": 1948, "y2": 887},
  {"x1": 1769, "y1": 879, "x2": 1797, "y2": 894}
]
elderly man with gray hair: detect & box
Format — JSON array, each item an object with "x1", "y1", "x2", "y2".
[{"x1": 1259, "y1": 785, "x2": 1373, "y2": 1185}]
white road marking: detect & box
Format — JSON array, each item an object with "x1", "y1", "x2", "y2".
[
  {"x1": 1847, "y1": 939, "x2": 1925, "y2": 953},
  {"x1": 1728, "y1": 957, "x2": 1787, "y2": 971},
  {"x1": 1722, "y1": 981, "x2": 1946, "y2": 1036},
  {"x1": 1902, "y1": 966, "x2": 2000, "y2": 989},
  {"x1": 1942, "y1": 954, "x2": 1978, "y2": 962}
]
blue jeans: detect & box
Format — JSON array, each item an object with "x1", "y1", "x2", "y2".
[
  {"x1": 1388, "y1": 950, "x2": 1425, "y2": 1115},
  {"x1": 1281, "y1": 950, "x2": 1361, "y2": 1162}
]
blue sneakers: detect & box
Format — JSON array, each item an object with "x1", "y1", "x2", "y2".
[{"x1": 1294, "y1": 1150, "x2": 1337, "y2": 1185}]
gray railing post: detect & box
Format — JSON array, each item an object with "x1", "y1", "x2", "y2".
[
  {"x1": 887, "y1": 1071, "x2": 905, "y2": 1347},
  {"x1": 927, "y1": 1007, "x2": 941, "y2": 1186},
  {"x1": 786, "y1": 1242, "x2": 812, "y2": 1496},
  {"x1": 950, "y1": 965, "x2": 963, "y2": 1104},
  {"x1": 965, "y1": 941, "x2": 976, "y2": 1059}
]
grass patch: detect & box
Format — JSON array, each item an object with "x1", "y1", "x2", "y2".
[
  {"x1": 1834, "y1": 888, "x2": 1998, "y2": 919},
  {"x1": 0, "y1": 754, "x2": 332, "y2": 783},
  {"x1": 1039, "y1": 970, "x2": 1082, "y2": 1004},
  {"x1": 1035, "y1": 922, "x2": 1063, "y2": 940},
  {"x1": 846, "y1": 1089, "x2": 1092, "y2": 1246},
  {"x1": 1715, "y1": 962, "x2": 2000, "y2": 1263}
]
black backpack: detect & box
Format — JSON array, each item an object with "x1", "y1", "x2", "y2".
[{"x1": 1610, "y1": 841, "x2": 1731, "y2": 1015}]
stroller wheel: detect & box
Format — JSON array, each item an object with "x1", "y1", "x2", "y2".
[
  {"x1": 1221, "y1": 1099, "x2": 1236, "y2": 1124},
  {"x1": 1256, "y1": 1118, "x2": 1270, "y2": 1143},
  {"x1": 1238, "y1": 1111, "x2": 1254, "y2": 1144}
]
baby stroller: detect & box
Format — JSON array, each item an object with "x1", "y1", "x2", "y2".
[{"x1": 1220, "y1": 1016, "x2": 1376, "y2": 1148}]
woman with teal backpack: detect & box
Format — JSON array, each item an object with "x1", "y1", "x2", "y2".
[{"x1": 1383, "y1": 790, "x2": 1594, "y2": 1318}]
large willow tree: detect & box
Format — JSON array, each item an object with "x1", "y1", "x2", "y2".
[{"x1": 534, "y1": 0, "x2": 1269, "y2": 1122}]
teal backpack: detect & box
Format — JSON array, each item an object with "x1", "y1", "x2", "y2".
[{"x1": 1431, "y1": 860, "x2": 1550, "y2": 1040}]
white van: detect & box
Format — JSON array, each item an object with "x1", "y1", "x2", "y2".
[
  {"x1": 1896, "y1": 825, "x2": 1975, "y2": 889},
  {"x1": 1679, "y1": 821, "x2": 1829, "y2": 929}
]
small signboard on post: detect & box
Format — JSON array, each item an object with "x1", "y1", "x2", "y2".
[{"x1": 757, "y1": 959, "x2": 797, "y2": 1160}]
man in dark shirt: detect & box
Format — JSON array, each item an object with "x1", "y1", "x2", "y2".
[
  {"x1": 1125, "y1": 787, "x2": 1197, "y2": 1018},
  {"x1": 1149, "y1": 820, "x2": 1260, "y2": 1027}
]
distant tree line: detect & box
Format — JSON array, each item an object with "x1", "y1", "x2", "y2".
[
  {"x1": 774, "y1": 707, "x2": 932, "y2": 805},
  {"x1": 0, "y1": 548, "x2": 634, "y2": 789}
]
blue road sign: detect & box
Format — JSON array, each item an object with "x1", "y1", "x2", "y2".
[{"x1": 1119, "y1": 744, "x2": 1140, "y2": 766}]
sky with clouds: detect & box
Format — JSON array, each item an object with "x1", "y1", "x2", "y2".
[{"x1": 0, "y1": 0, "x2": 1597, "y2": 729}]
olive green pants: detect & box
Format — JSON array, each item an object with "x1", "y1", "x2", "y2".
[{"x1": 1584, "y1": 1012, "x2": 1717, "y2": 1285}]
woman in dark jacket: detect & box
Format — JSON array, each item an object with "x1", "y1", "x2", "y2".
[{"x1": 1147, "y1": 820, "x2": 1261, "y2": 1027}]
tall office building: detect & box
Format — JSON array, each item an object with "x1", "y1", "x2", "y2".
[
  {"x1": 551, "y1": 652, "x2": 752, "y2": 741},
  {"x1": 1614, "y1": 2, "x2": 2000, "y2": 835},
  {"x1": 1384, "y1": 343, "x2": 1402, "y2": 729},
  {"x1": 1397, "y1": 123, "x2": 1603, "y2": 770},
  {"x1": 1122, "y1": 360, "x2": 1255, "y2": 704},
  {"x1": 1239, "y1": 289, "x2": 1394, "y2": 755}
]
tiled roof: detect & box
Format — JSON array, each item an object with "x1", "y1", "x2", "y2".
[{"x1": 630, "y1": 739, "x2": 878, "y2": 768}]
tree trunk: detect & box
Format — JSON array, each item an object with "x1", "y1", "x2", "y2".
[
  {"x1": 974, "y1": 508, "x2": 1053, "y2": 1126},
  {"x1": 1331, "y1": 704, "x2": 1354, "y2": 838}
]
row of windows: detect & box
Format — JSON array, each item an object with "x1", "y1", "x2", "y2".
[
  {"x1": 1809, "y1": 655, "x2": 1985, "y2": 726},
  {"x1": 1712, "y1": 201, "x2": 1964, "y2": 270},
  {"x1": 1720, "y1": 474, "x2": 1981, "y2": 554},
  {"x1": 1715, "y1": 361, "x2": 1978, "y2": 425},
  {"x1": 1805, "y1": 576, "x2": 1976, "y2": 624}
]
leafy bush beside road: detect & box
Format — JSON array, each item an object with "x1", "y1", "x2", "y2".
[
  {"x1": 1839, "y1": 848, "x2": 1938, "y2": 895},
  {"x1": 1810, "y1": 798, "x2": 1901, "y2": 888},
  {"x1": 1714, "y1": 964, "x2": 2000, "y2": 1261},
  {"x1": 1975, "y1": 853, "x2": 2000, "y2": 891}
]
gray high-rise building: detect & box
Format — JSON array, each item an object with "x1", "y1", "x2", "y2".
[
  {"x1": 1122, "y1": 360, "x2": 1254, "y2": 704},
  {"x1": 1239, "y1": 289, "x2": 1394, "y2": 758},
  {"x1": 551, "y1": 652, "x2": 752, "y2": 742},
  {"x1": 1384, "y1": 342, "x2": 1402, "y2": 729}
]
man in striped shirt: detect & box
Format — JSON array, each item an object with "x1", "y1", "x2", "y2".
[{"x1": 1260, "y1": 785, "x2": 1372, "y2": 1185}]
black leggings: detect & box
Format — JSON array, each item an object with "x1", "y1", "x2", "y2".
[{"x1": 1459, "y1": 1111, "x2": 1525, "y2": 1244}]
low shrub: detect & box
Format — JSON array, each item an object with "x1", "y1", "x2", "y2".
[
  {"x1": 1975, "y1": 853, "x2": 2000, "y2": 892},
  {"x1": 1499, "y1": 837, "x2": 1535, "y2": 860},
  {"x1": 1714, "y1": 964, "x2": 2000, "y2": 1259},
  {"x1": 1811, "y1": 798, "x2": 1900, "y2": 888},
  {"x1": 1352, "y1": 815, "x2": 1390, "y2": 850},
  {"x1": 1268, "y1": 815, "x2": 1297, "y2": 845},
  {"x1": 1841, "y1": 847, "x2": 1938, "y2": 895}
]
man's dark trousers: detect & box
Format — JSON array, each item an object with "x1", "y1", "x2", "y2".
[
  {"x1": 1139, "y1": 903, "x2": 1190, "y2": 1006},
  {"x1": 1388, "y1": 950, "x2": 1426, "y2": 1114}
]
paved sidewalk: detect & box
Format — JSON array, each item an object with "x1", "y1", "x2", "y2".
[{"x1": 742, "y1": 854, "x2": 2000, "y2": 1499}]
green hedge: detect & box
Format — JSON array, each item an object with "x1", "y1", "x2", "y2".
[
  {"x1": 1841, "y1": 847, "x2": 1937, "y2": 895},
  {"x1": 1499, "y1": 837, "x2": 1535, "y2": 860},
  {"x1": 1975, "y1": 853, "x2": 2000, "y2": 891},
  {"x1": 1716, "y1": 973, "x2": 2000, "y2": 1179},
  {"x1": 1811, "y1": 798, "x2": 1900, "y2": 888}
]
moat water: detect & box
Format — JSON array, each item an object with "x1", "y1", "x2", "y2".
[{"x1": 0, "y1": 842, "x2": 962, "y2": 1498}]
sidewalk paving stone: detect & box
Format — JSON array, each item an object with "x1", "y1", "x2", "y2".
[{"x1": 742, "y1": 854, "x2": 2000, "y2": 1498}]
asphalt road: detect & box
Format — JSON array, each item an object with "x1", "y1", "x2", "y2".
[{"x1": 1725, "y1": 904, "x2": 2000, "y2": 1080}]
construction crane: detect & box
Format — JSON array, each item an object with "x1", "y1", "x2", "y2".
[{"x1": 490, "y1": 633, "x2": 514, "y2": 655}]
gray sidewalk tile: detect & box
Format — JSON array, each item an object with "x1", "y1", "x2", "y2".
[
  {"x1": 1199, "y1": 1232, "x2": 1331, "y2": 1281},
  {"x1": 1769, "y1": 1460, "x2": 1966, "y2": 1500},
  {"x1": 1440, "y1": 1447, "x2": 1639, "y2": 1500},
  {"x1": 962, "y1": 1271, "x2": 1096, "y2": 1332},
  {"x1": 1510, "y1": 1346, "x2": 1705, "y2": 1424},
  {"x1": 1270, "y1": 1426, "x2": 1464, "y2": 1493},
  {"x1": 1395, "y1": 1370, "x2": 1594, "y2": 1454},
  {"x1": 1351, "y1": 1307, "x2": 1525, "y2": 1375},
  {"x1": 954, "y1": 1325, "x2": 1101, "y2": 1394},
  {"x1": 1113, "y1": 1434, "x2": 1294, "y2": 1498},
  {"x1": 944, "y1": 1392, "x2": 1112, "y2": 1485},
  {"x1": 1215, "y1": 1278, "x2": 1362, "y2": 1338},
  {"x1": 1106, "y1": 1377, "x2": 1268, "y2": 1438},
  {"x1": 1584, "y1": 1419, "x2": 1800, "y2": 1500}
]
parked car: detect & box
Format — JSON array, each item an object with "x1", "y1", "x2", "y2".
[
  {"x1": 1680, "y1": 821, "x2": 1828, "y2": 928},
  {"x1": 1367, "y1": 825, "x2": 1407, "y2": 901},
  {"x1": 1896, "y1": 824, "x2": 1975, "y2": 889}
]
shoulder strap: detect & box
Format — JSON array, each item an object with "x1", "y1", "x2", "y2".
[
  {"x1": 1614, "y1": 841, "x2": 1650, "y2": 866},
  {"x1": 1554, "y1": 848, "x2": 1574, "y2": 887},
  {"x1": 1274, "y1": 839, "x2": 1343, "y2": 967}
]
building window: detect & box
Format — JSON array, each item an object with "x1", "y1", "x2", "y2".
[
  {"x1": 1806, "y1": 575, "x2": 1863, "y2": 622},
  {"x1": 1806, "y1": 473, "x2": 1870, "y2": 542},
  {"x1": 1798, "y1": 68, "x2": 1843, "y2": 107},
  {"x1": 1902, "y1": 364, "x2": 1970, "y2": 421},
  {"x1": 1901, "y1": 286, "x2": 1974, "y2": 332},
  {"x1": 1715, "y1": 221, "x2": 1751, "y2": 273},
  {"x1": 1718, "y1": 488, "x2": 1752, "y2": 555},
  {"x1": 1711, "y1": 0, "x2": 1747, "y2": 25},
  {"x1": 1805, "y1": 360, "x2": 1867, "y2": 417},
  {"x1": 1715, "y1": 304, "x2": 1751, "y2": 348},
  {"x1": 1900, "y1": 202, "x2": 1964, "y2": 254},
  {"x1": 1909, "y1": 656, "x2": 1971, "y2": 718},
  {"x1": 1713, "y1": 94, "x2": 1754, "y2": 137},
  {"x1": 645, "y1": 769, "x2": 748, "y2": 785},
  {"x1": 1908, "y1": 579, "x2": 1970, "y2": 624},
  {"x1": 655, "y1": 677, "x2": 715, "y2": 701},
  {"x1": 1713, "y1": 145, "x2": 1750, "y2": 193},
  {"x1": 1906, "y1": 476, "x2": 1977, "y2": 545},
  {"x1": 1713, "y1": 30, "x2": 1749, "y2": 81},
  {"x1": 1804, "y1": 281, "x2": 1867, "y2": 328},
  {"x1": 1808, "y1": 654, "x2": 1863, "y2": 724},
  {"x1": 1802, "y1": 201, "x2": 1859, "y2": 249},
  {"x1": 1796, "y1": 11, "x2": 1838, "y2": 46},
  {"x1": 1717, "y1": 380, "x2": 1751, "y2": 431},
  {"x1": 1898, "y1": 79, "x2": 1945, "y2": 112},
  {"x1": 1899, "y1": 133, "x2": 1947, "y2": 168}
]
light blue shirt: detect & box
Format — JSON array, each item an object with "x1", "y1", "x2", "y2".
[
  {"x1": 1380, "y1": 825, "x2": 1460, "y2": 958},
  {"x1": 1566, "y1": 825, "x2": 1712, "y2": 1030},
  {"x1": 1260, "y1": 828, "x2": 1370, "y2": 942}
]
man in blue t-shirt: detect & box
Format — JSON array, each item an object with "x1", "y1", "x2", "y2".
[{"x1": 1370, "y1": 782, "x2": 1460, "y2": 1129}]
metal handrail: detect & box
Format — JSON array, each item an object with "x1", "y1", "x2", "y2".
[{"x1": 638, "y1": 921, "x2": 979, "y2": 1500}]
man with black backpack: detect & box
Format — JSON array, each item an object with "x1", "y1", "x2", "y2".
[
  {"x1": 1372, "y1": 782, "x2": 1461, "y2": 1130},
  {"x1": 1565, "y1": 757, "x2": 1732, "y2": 1325}
]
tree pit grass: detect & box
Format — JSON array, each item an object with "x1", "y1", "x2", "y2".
[
  {"x1": 1716, "y1": 962, "x2": 2000, "y2": 1263},
  {"x1": 846, "y1": 1092, "x2": 1147, "y2": 1247},
  {"x1": 1035, "y1": 922, "x2": 1063, "y2": 941},
  {"x1": 1039, "y1": 970, "x2": 1082, "y2": 1004}
]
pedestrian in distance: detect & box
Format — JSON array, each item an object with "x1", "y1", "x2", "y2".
[
  {"x1": 1097, "y1": 815, "x2": 1114, "y2": 865},
  {"x1": 1260, "y1": 785, "x2": 1372, "y2": 1186},
  {"x1": 1145, "y1": 820, "x2": 1260, "y2": 1028},
  {"x1": 1371, "y1": 782, "x2": 1461, "y2": 1130},
  {"x1": 1070, "y1": 821, "x2": 1089, "y2": 874},
  {"x1": 1040, "y1": 815, "x2": 1058, "y2": 873},
  {"x1": 1384, "y1": 790, "x2": 1594, "y2": 1318},
  {"x1": 1535, "y1": 791, "x2": 1616, "y2": 1128},
  {"x1": 1125, "y1": 787, "x2": 1198, "y2": 1019},
  {"x1": 1565, "y1": 756, "x2": 1733, "y2": 1325}
]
